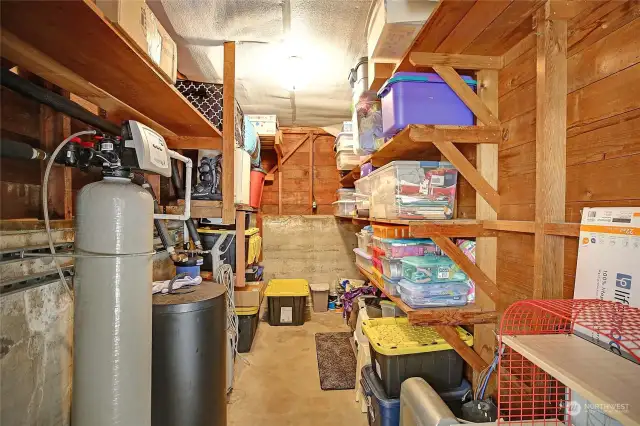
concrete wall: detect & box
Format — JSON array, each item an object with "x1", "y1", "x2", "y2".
[
  {"x1": 262, "y1": 215, "x2": 362, "y2": 286},
  {"x1": 0, "y1": 228, "x2": 176, "y2": 426}
]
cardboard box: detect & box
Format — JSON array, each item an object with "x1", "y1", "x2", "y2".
[
  {"x1": 234, "y1": 281, "x2": 265, "y2": 308},
  {"x1": 573, "y1": 207, "x2": 640, "y2": 360},
  {"x1": 246, "y1": 115, "x2": 278, "y2": 135},
  {"x1": 367, "y1": 0, "x2": 437, "y2": 61},
  {"x1": 97, "y1": 0, "x2": 177, "y2": 83}
]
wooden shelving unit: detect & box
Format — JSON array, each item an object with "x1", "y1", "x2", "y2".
[{"x1": 357, "y1": 265, "x2": 497, "y2": 327}]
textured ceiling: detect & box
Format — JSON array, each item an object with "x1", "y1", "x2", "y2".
[{"x1": 149, "y1": 0, "x2": 373, "y2": 128}]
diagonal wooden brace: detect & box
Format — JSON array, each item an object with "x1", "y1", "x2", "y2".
[
  {"x1": 433, "y1": 65, "x2": 500, "y2": 127},
  {"x1": 433, "y1": 139, "x2": 501, "y2": 213},
  {"x1": 431, "y1": 235, "x2": 500, "y2": 304},
  {"x1": 434, "y1": 325, "x2": 488, "y2": 372}
]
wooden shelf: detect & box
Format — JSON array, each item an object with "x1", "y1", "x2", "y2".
[
  {"x1": 356, "y1": 265, "x2": 496, "y2": 326},
  {"x1": 503, "y1": 334, "x2": 640, "y2": 426},
  {"x1": 335, "y1": 216, "x2": 491, "y2": 237},
  {"x1": 235, "y1": 204, "x2": 259, "y2": 213},
  {"x1": 166, "y1": 200, "x2": 222, "y2": 218},
  {"x1": 1, "y1": 0, "x2": 222, "y2": 138}
]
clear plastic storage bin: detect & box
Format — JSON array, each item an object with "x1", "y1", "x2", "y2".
[
  {"x1": 401, "y1": 255, "x2": 468, "y2": 284},
  {"x1": 333, "y1": 200, "x2": 356, "y2": 217},
  {"x1": 337, "y1": 188, "x2": 356, "y2": 201},
  {"x1": 382, "y1": 275, "x2": 400, "y2": 297},
  {"x1": 355, "y1": 193, "x2": 370, "y2": 217},
  {"x1": 381, "y1": 256, "x2": 403, "y2": 280},
  {"x1": 354, "y1": 175, "x2": 372, "y2": 196},
  {"x1": 336, "y1": 148, "x2": 361, "y2": 170},
  {"x1": 397, "y1": 279, "x2": 470, "y2": 308},
  {"x1": 357, "y1": 230, "x2": 373, "y2": 254},
  {"x1": 335, "y1": 132, "x2": 356, "y2": 152},
  {"x1": 380, "y1": 300, "x2": 405, "y2": 318},
  {"x1": 373, "y1": 237, "x2": 439, "y2": 258},
  {"x1": 369, "y1": 161, "x2": 458, "y2": 220},
  {"x1": 354, "y1": 248, "x2": 374, "y2": 273}
]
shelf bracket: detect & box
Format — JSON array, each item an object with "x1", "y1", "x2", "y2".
[
  {"x1": 432, "y1": 65, "x2": 500, "y2": 127},
  {"x1": 431, "y1": 235, "x2": 500, "y2": 305},
  {"x1": 434, "y1": 326, "x2": 488, "y2": 372},
  {"x1": 432, "y1": 139, "x2": 501, "y2": 213}
]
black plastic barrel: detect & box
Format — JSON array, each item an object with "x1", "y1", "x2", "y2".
[{"x1": 152, "y1": 282, "x2": 227, "y2": 426}]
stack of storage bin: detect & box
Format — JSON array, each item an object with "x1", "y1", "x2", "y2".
[
  {"x1": 368, "y1": 160, "x2": 458, "y2": 220},
  {"x1": 335, "y1": 132, "x2": 362, "y2": 171},
  {"x1": 333, "y1": 188, "x2": 357, "y2": 217},
  {"x1": 354, "y1": 175, "x2": 372, "y2": 217}
]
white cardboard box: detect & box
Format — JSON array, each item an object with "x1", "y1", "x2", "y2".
[
  {"x1": 573, "y1": 207, "x2": 640, "y2": 359},
  {"x1": 367, "y1": 0, "x2": 437, "y2": 61},
  {"x1": 246, "y1": 115, "x2": 278, "y2": 135}
]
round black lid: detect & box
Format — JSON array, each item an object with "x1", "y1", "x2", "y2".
[{"x1": 153, "y1": 281, "x2": 226, "y2": 314}]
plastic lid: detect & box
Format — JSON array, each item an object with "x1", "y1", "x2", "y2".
[
  {"x1": 362, "y1": 317, "x2": 473, "y2": 356},
  {"x1": 378, "y1": 72, "x2": 477, "y2": 97},
  {"x1": 337, "y1": 188, "x2": 355, "y2": 193},
  {"x1": 332, "y1": 200, "x2": 356, "y2": 204},
  {"x1": 152, "y1": 281, "x2": 226, "y2": 314},
  {"x1": 353, "y1": 247, "x2": 372, "y2": 260},
  {"x1": 369, "y1": 160, "x2": 455, "y2": 177},
  {"x1": 380, "y1": 300, "x2": 396, "y2": 307},
  {"x1": 310, "y1": 283, "x2": 330, "y2": 292},
  {"x1": 265, "y1": 279, "x2": 309, "y2": 297},
  {"x1": 236, "y1": 306, "x2": 259, "y2": 315},
  {"x1": 245, "y1": 227, "x2": 260, "y2": 236},
  {"x1": 401, "y1": 255, "x2": 456, "y2": 268},
  {"x1": 397, "y1": 279, "x2": 470, "y2": 297}
]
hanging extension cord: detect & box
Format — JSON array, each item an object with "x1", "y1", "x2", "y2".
[{"x1": 42, "y1": 130, "x2": 97, "y2": 298}]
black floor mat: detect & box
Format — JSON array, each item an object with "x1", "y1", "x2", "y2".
[{"x1": 315, "y1": 332, "x2": 357, "y2": 390}]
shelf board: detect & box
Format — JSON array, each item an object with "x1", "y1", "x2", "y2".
[
  {"x1": 503, "y1": 334, "x2": 640, "y2": 426},
  {"x1": 235, "y1": 204, "x2": 259, "y2": 213},
  {"x1": 167, "y1": 200, "x2": 222, "y2": 218},
  {"x1": 356, "y1": 265, "x2": 496, "y2": 326},
  {"x1": 335, "y1": 216, "x2": 490, "y2": 237},
  {"x1": 1, "y1": 0, "x2": 222, "y2": 138}
]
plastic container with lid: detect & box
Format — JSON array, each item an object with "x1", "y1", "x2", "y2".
[
  {"x1": 361, "y1": 364, "x2": 399, "y2": 426},
  {"x1": 332, "y1": 200, "x2": 356, "y2": 217},
  {"x1": 378, "y1": 72, "x2": 476, "y2": 138},
  {"x1": 373, "y1": 236, "x2": 439, "y2": 258},
  {"x1": 380, "y1": 256, "x2": 402, "y2": 280},
  {"x1": 369, "y1": 160, "x2": 458, "y2": 220},
  {"x1": 356, "y1": 230, "x2": 373, "y2": 254},
  {"x1": 355, "y1": 193, "x2": 370, "y2": 217},
  {"x1": 361, "y1": 162, "x2": 375, "y2": 178},
  {"x1": 354, "y1": 248, "x2": 374, "y2": 274},
  {"x1": 382, "y1": 274, "x2": 400, "y2": 297},
  {"x1": 336, "y1": 148, "x2": 362, "y2": 170},
  {"x1": 372, "y1": 256, "x2": 383, "y2": 273},
  {"x1": 355, "y1": 175, "x2": 372, "y2": 196},
  {"x1": 264, "y1": 279, "x2": 309, "y2": 326},
  {"x1": 337, "y1": 188, "x2": 356, "y2": 201},
  {"x1": 362, "y1": 317, "x2": 472, "y2": 398},
  {"x1": 236, "y1": 306, "x2": 259, "y2": 352},
  {"x1": 309, "y1": 283, "x2": 330, "y2": 313},
  {"x1": 401, "y1": 255, "x2": 468, "y2": 284},
  {"x1": 335, "y1": 132, "x2": 357, "y2": 152},
  {"x1": 397, "y1": 279, "x2": 470, "y2": 309}
]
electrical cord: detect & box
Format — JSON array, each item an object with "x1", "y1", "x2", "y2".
[{"x1": 42, "y1": 130, "x2": 97, "y2": 298}]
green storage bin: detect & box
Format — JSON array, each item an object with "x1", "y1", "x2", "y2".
[
  {"x1": 400, "y1": 255, "x2": 467, "y2": 284},
  {"x1": 265, "y1": 279, "x2": 309, "y2": 326}
]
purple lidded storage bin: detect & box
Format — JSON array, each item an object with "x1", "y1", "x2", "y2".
[{"x1": 378, "y1": 72, "x2": 476, "y2": 138}]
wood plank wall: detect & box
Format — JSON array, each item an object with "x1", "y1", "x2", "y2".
[
  {"x1": 261, "y1": 130, "x2": 341, "y2": 215},
  {"x1": 497, "y1": 1, "x2": 640, "y2": 310}
]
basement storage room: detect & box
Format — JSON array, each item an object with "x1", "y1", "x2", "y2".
[{"x1": 1, "y1": 0, "x2": 640, "y2": 425}]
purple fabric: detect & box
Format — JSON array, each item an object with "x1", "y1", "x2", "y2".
[{"x1": 341, "y1": 286, "x2": 376, "y2": 319}]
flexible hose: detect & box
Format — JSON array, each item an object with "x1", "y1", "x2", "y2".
[
  {"x1": 43, "y1": 130, "x2": 97, "y2": 297},
  {"x1": 0, "y1": 138, "x2": 49, "y2": 160}
]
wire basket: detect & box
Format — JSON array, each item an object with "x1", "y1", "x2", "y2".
[{"x1": 498, "y1": 299, "x2": 640, "y2": 425}]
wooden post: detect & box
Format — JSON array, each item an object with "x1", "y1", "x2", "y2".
[
  {"x1": 473, "y1": 69, "x2": 499, "y2": 394},
  {"x1": 60, "y1": 90, "x2": 73, "y2": 219},
  {"x1": 533, "y1": 4, "x2": 567, "y2": 299},
  {"x1": 236, "y1": 210, "x2": 246, "y2": 287},
  {"x1": 308, "y1": 132, "x2": 315, "y2": 213},
  {"x1": 222, "y1": 42, "x2": 236, "y2": 224}
]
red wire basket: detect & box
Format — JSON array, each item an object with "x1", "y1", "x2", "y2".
[{"x1": 497, "y1": 299, "x2": 640, "y2": 425}]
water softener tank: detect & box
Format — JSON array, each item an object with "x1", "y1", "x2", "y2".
[
  {"x1": 152, "y1": 281, "x2": 227, "y2": 426},
  {"x1": 72, "y1": 176, "x2": 154, "y2": 426}
]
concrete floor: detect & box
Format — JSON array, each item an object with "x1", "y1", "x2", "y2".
[{"x1": 228, "y1": 311, "x2": 368, "y2": 426}]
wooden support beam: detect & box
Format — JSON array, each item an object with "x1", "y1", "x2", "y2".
[
  {"x1": 408, "y1": 220, "x2": 491, "y2": 238},
  {"x1": 474, "y1": 69, "x2": 499, "y2": 394},
  {"x1": 278, "y1": 171, "x2": 283, "y2": 214},
  {"x1": 544, "y1": 222, "x2": 580, "y2": 237},
  {"x1": 173, "y1": 200, "x2": 222, "y2": 218},
  {"x1": 431, "y1": 236, "x2": 500, "y2": 304},
  {"x1": 432, "y1": 65, "x2": 500, "y2": 127},
  {"x1": 0, "y1": 29, "x2": 176, "y2": 137},
  {"x1": 432, "y1": 139, "x2": 500, "y2": 212},
  {"x1": 368, "y1": 61, "x2": 396, "y2": 92},
  {"x1": 165, "y1": 136, "x2": 222, "y2": 150},
  {"x1": 267, "y1": 133, "x2": 311, "y2": 175},
  {"x1": 434, "y1": 326, "x2": 488, "y2": 372},
  {"x1": 533, "y1": 4, "x2": 567, "y2": 299},
  {"x1": 483, "y1": 220, "x2": 536, "y2": 234},
  {"x1": 236, "y1": 210, "x2": 246, "y2": 287},
  {"x1": 222, "y1": 42, "x2": 236, "y2": 225},
  {"x1": 410, "y1": 308, "x2": 497, "y2": 327},
  {"x1": 410, "y1": 52, "x2": 503, "y2": 70},
  {"x1": 409, "y1": 124, "x2": 501, "y2": 144},
  {"x1": 309, "y1": 132, "x2": 315, "y2": 212}
]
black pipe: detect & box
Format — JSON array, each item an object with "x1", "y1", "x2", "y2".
[
  {"x1": 0, "y1": 139, "x2": 48, "y2": 161},
  {"x1": 0, "y1": 68, "x2": 121, "y2": 135},
  {"x1": 170, "y1": 159, "x2": 203, "y2": 250}
]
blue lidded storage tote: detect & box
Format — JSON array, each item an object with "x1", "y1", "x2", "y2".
[{"x1": 361, "y1": 364, "x2": 400, "y2": 426}]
